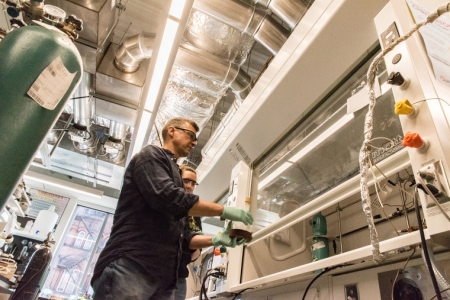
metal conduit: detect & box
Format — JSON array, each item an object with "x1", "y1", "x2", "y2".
[
  {"x1": 114, "y1": 32, "x2": 156, "y2": 73},
  {"x1": 73, "y1": 72, "x2": 93, "y2": 130}
]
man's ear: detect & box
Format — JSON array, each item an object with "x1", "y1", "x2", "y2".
[{"x1": 167, "y1": 126, "x2": 175, "y2": 138}]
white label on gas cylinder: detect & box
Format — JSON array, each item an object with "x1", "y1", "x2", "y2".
[
  {"x1": 27, "y1": 56, "x2": 77, "y2": 110},
  {"x1": 312, "y1": 241, "x2": 326, "y2": 250}
]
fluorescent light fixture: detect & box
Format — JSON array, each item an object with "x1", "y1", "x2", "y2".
[
  {"x1": 144, "y1": 18, "x2": 179, "y2": 111},
  {"x1": 132, "y1": 110, "x2": 152, "y2": 157},
  {"x1": 24, "y1": 171, "x2": 103, "y2": 199},
  {"x1": 258, "y1": 113, "x2": 354, "y2": 190},
  {"x1": 129, "y1": 0, "x2": 191, "y2": 158},
  {"x1": 169, "y1": 0, "x2": 186, "y2": 19}
]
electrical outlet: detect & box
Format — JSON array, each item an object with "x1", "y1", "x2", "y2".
[{"x1": 345, "y1": 284, "x2": 359, "y2": 300}]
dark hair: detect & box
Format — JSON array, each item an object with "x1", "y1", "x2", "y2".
[{"x1": 161, "y1": 117, "x2": 199, "y2": 142}]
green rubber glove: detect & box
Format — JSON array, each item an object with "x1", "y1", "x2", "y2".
[
  {"x1": 221, "y1": 206, "x2": 254, "y2": 225},
  {"x1": 212, "y1": 222, "x2": 243, "y2": 247}
]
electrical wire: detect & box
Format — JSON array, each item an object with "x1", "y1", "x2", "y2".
[
  {"x1": 358, "y1": 2, "x2": 450, "y2": 263},
  {"x1": 200, "y1": 270, "x2": 224, "y2": 300},
  {"x1": 430, "y1": 288, "x2": 450, "y2": 300},
  {"x1": 416, "y1": 176, "x2": 450, "y2": 222},
  {"x1": 390, "y1": 246, "x2": 417, "y2": 300},
  {"x1": 413, "y1": 187, "x2": 443, "y2": 300},
  {"x1": 231, "y1": 288, "x2": 254, "y2": 300},
  {"x1": 301, "y1": 264, "x2": 350, "y2": 300}
]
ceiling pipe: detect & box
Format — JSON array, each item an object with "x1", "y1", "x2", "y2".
[
  {"x1": 254, "y1": 0, "x2": 309, "y2": 29},
  {"x1": 192, "y1": 0, "x2": 290, "y2": 55},
  {"x1": 109, "y1": 121, "x2": 128, "y2": 142},
  {"x1": 174, "y1": 46, "x2": 253, "y2": 102},
  {"x1": 114, "y1": 35, "x2": 254, "y2": 102},
  {"x1": 114, "y1": 32, "x2": 156, "y2": 73}
]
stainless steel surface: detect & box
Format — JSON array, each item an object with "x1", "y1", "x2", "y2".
[
  {"x1": 95, "y1": 98, "x2": 137, "y2": 127},
  {"x1": 46, "y1": 0, "x2": 116, "y2": 47},
  {"x1": 254, "y1": 15, "x2": 289, "y2": 55},
  {"x1": 114, "y1": 32, "x2": 156, "y2": 73},
  {"x1": 183, "y1": 9, "x2": 255, "y2": 65},
  {"x1": 96, "y1": 43, "x2": 149, "y2": 106},
  {"x1": 175, "y1": 46, "x2": 239, "y2": 85},
  {"x1": 109, "y1": 121, "x2": 127, "y2": 141},
  {"x1": 268, "y1": 0, "x2": 308, "y2": 29},
  {"x1": 230, "y1": 68, "x2": 253, "y2": 101},
  {"x1": 73, "y1": 72, "x2": 94, "y2": 128},
  {"x1": 74, "y1": 41, "x2": 100, "y2": 74},
  {"x1": 193, "y1": 0, "x2": 265, "y2": 33}
]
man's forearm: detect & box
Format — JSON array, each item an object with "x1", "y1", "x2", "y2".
[
  {"x1": 189, "y1": 235, "x2": 213, "y2": 249},
  {"x1": 188, "y1": 200, "x2": 224, "y2": 217}
]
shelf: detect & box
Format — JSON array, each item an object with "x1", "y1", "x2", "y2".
[{"x1": 231, "y1": 231, "x2": 422, "y2": 293}]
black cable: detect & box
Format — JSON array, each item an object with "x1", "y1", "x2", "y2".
[
  {"x1": 301, "y1": 264, "x2": 348, "y2": 300},
  {"x1": 231, "y1": 288, "x2": 254, "y2": 300},
  {"x1": 70, "y1": 96, "x2": 90, "y2": 100},
  {"x1": 414, "y1": 188, "x2": 443, "y2": 300},
  {"x1": 200, "y1": 271, "x2": 224, "y2": 300}
]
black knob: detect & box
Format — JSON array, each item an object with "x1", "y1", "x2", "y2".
[{"x1": 387, "y1": 71, "x2": 405, "y2": 86}]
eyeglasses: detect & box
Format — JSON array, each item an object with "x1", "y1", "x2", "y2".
[
  {"x1": 174, "y1": 127, "x2": 197, "y2": 142},
  {"x1": 183, "y1": 178, "x2": 199, "y2": 186}
]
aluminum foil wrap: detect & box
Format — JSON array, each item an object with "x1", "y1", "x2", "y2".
[{"x1": 183, "y1": 9, "x2": 255, "y2": 65}]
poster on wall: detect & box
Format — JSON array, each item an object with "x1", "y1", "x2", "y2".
[
  {"x1": 406, "y1": 0, "x2": 450, "y2": 87},
  {"x1": 27, "y1": 188, "x2": 70, "y2": 223}
]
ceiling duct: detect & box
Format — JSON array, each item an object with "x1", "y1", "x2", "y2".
[
  {"x1": 254, "y1": 0, "x2": 309, "y2": 29},
  {"x1": 68, "y1": 72, "x2": 98, "y2": 153},
  {"x1": 183, "y1": 9, "x2": 255, "y2": 65},
  {"x1": 192, "y1": 0, "x2": 290, "y2": 55},
  {"x1": 114, "y1": 32, "x2": 156, "y2": 73}
]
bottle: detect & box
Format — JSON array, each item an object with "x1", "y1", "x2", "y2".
[
  {"x1": 30, "y1": 206, "x2": 58, "y2": 239},
  {"x1": 24, "y1": 220, "x2": 34, "y2": 233}
]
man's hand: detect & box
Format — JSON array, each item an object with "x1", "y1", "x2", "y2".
[
  {"x1": 221, "y1": 206, "x2": 253, "y2": 225},
  {"x1": 212, "y1": 222, "x2": 246, "y2": 247}
]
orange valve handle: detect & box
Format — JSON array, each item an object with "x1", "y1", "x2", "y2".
[{"x1": 402, "y1": 132, "x2": 424, "y2": 148}]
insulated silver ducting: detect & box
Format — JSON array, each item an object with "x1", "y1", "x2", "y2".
[
  {"x1": 104, "y1": 120, "x2": 128, "y2": 163},
  {"x1": 175, "y1": 46, "x2": 253, "y2": 101},
  {"x1": 72, "y1": 72, "x2": 94, "y2": 130},
  {"x1": 114, "y1": 35, "x2": 254, "y2": 102},
  {"x1": 114, "y1": 32, "x2": 156, "y2": 73},
  {"x1": 254, "y1": 0, "x2": 310, "y2": 29},
  {"x1": 148, "y1": 65, "x2": 228, "y2": 144},
  {"x1": 71, "y1": 72, "x2": 97, "y2": 152},
  {"x1": 109, "y1": 121, "x2": 128, "y2": 142},
  {"x1": 183, "y1": 9, "x2": 255, "y2": 64},
  {"x1": 192, "y1": 0, "x2": 290, "y2": 55}
]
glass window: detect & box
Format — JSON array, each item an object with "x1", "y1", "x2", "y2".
[
  {"x1": 41, "y1": 206, "x2": 114, "y2": 299},
  {"x1": 253, "y1": 52, "x2": 404, "y2": 231},
  {"x1": 74, "y1": 231, "x2": 85, "y2": 248},
  {"x1": 83, "y1": 235, "x2": 94, "y2": 250}
]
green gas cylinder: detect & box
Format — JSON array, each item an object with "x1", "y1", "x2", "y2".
[
  {"x1": 0, "y1": 23, "x2": 83, "y2": 206},
  {"x1": 311, "y1": 212, "x2": 329, "y2": 272}
]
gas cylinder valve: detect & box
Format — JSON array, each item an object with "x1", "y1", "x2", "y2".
[
  {"x1": 394, "y1": 99, "x2": 418, "y2": 118},
  {"x1": 402, "y1": 132, "x2": 429, "y2": 153},
  {"x1": 387, "y1": 71, "x2": 410, "y2": 90}
]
